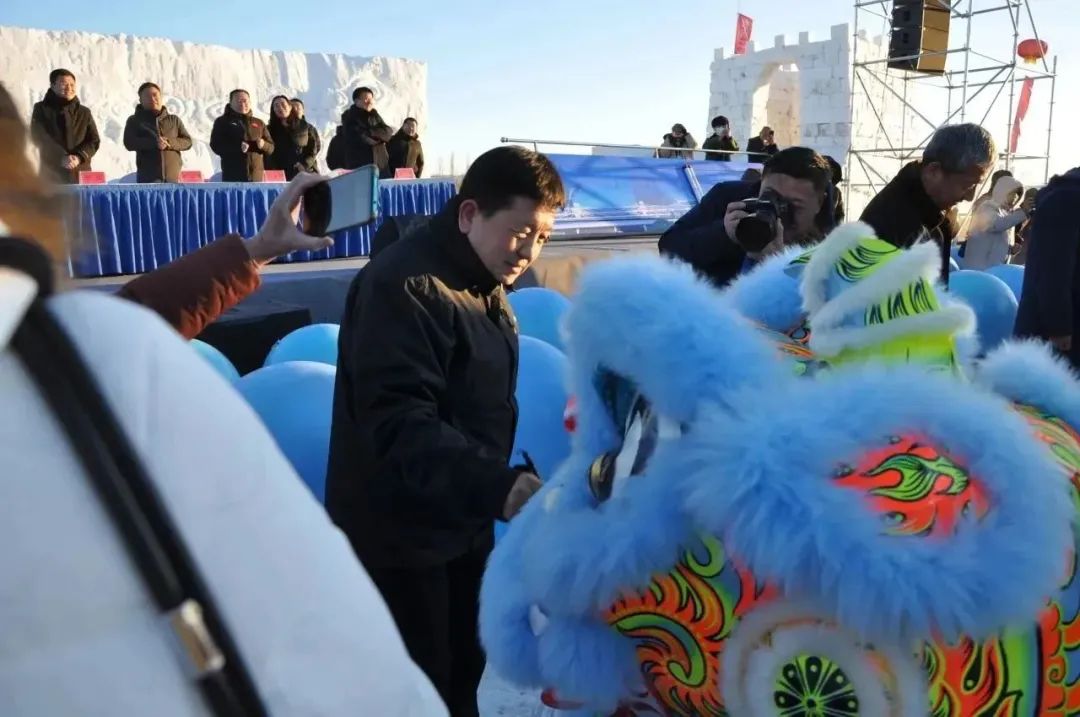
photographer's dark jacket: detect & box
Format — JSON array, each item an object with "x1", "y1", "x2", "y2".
[
  {"x1": 325, "y1": 198, "x2": 524, "y2": 569},
  {"x1": 30, "y1": 89, "x2": 100, "y2": 183},
  {"x1": 123, "y1": 106, "x2": 193, "y2": 183},
  {"x1": 860, "y1": 161, "x2": 958, "y2": 280},
  {"x1": 659, "y1": 180, "x2": 761, "y2": 287},
  {"x1": 210, "y1": 106, "x2": 274, "y2": 182}
]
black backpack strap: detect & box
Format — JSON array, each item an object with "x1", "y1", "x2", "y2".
[{"x1": 3, "y1": 237, "x2": 268, "y2": 716}]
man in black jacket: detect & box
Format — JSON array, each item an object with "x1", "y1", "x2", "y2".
[
  {"x1": 123, "y1": 82, "x2": 193, "y2": 183},
  {"x1": 1015, "y1": 167, "x2": 1080, "y2": 367},
  {"x1": 388, "y1": 117, "x2": 425, "y2": 178},
  {"x1": 326, "y1": 146, "x2": 565, "y2": 717},
  {"x1": 30, "y1": 68, "x2": 100, "y2": 184},
  {"x1": 861, "y1": 123, "x2": 995, "y2": 280},
  {"x1": 337, "y1": 86, "x2": 394, "y2": 176},
  {"x1": 746, "y1": 126, "x2": 778, "y2": 163},
  {"x1": 210, "y1": 89, "x2": 274, "y2": 182},
  {"x1": 659, "y1": 146, "x2": 835, "y2": 287}
]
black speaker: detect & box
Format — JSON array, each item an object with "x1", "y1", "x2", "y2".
[{"x1": 888, "y1": 0, "x2": 951, "y2": 74}]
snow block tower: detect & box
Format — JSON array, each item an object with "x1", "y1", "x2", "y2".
[{"x1": 708, "y1": 24, "x2": 923, "y2": 215}]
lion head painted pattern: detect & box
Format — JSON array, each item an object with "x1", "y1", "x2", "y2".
[{"x1": 480, "y1": 223, "x2": 1080, "y2": 716}]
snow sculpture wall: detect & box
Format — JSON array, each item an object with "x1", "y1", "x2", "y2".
[
  {"x1": 0, "y1": 26, "x2": 427, "y2": 181},
  {"x1": 708, "y1": 24, "x2": 923, "y2": 216}
]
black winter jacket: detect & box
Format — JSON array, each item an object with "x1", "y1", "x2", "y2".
[
  {"x1": 210, "y1": 106, "x2": 274, "y2": 182},
  {"x1": 1015, "y1": 168, "x2": 1080, "y2": 365},
  {"x1": 325, "y1": 198, "x2": 524, "y2": 569},
  {"x1": 337, "y1": 106, "x2": 393, "y2": 175},
  {"x1": 123, "y1": 106, "x2": 193, "y2": 183},
  {"x1": 702, "y1": 134, "x2": 739, "y2": 161},
  {"x1": 30, "y1": 90, "x2": 100, "y2": 183},
  {"x1": 387, "y1": 130, "x2": 424, "y2": 177},
  {"x1": 267, "y1": 117, "x2": 320, "y2": 180}
]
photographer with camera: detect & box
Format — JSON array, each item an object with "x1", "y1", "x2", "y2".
[{"x1": 659, "y1": 147, "x2": 835, "y2": 287}]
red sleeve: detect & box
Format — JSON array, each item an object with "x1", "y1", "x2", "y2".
[{"x1": 117, "y1": 234, "x2": 261, "y2": 339}]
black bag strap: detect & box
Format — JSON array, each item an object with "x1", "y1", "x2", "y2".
[{"x1": 3, "y1": 237, "x2": 268, "y2": 716}]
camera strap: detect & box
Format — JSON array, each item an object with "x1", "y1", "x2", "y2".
[{"x1": 3, "y1": 237, "x2": 268, "y2": 716}]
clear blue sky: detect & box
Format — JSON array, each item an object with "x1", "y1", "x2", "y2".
[{"x1": 2, "y1": 0, "x2": 1075, "y2": 177}]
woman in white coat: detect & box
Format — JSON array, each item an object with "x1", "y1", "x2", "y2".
[
  {"x1": 0, "y1": 84, "x2": 447, "y2": 716},
  {"x1": 963, "y1": 175, "x2": 1034, "y2": 270}
]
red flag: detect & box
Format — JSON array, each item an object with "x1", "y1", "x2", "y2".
[
  {"x1": 1010, "y1": 77, "x2": 1034, "y2": 153},
  {"x1": 735, "y1": 14, "x2": 754, "y2": 55}
]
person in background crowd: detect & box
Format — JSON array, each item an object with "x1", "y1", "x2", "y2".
[
  {"x1": 388, "y1": 117, "x2": 425, "y2": 178},
  {"x1": 702, "y1": 115, "x2": 738, "y2": 162},
  {"x1": 746, "y1": 126, "x2": 778, "y2": 163},
  {"x1": 860, "y1": 123, "x2": 995, "y2": 280},
  {"x1": 326, "y1": 146, "x2": 565, "y2": 717},
  {"x1": 0, "y1": 78, "x2": 449, "y2": 716},
  {"x1": 962, "y1": 175, "x2": 1033, "y2": 270},
  {"x1": 1012, "y1": 186, "x2": 1039, "y2": 265},
  {"x1": 333, "y1": 86, "x2": 394, "y2": 177},
  {"x1": 266, "y1": 95, "x2": 319, "y2": 180},
  {"x1": 289, "y1": 97, "x2": 321, "y2": 170},
  {"x1": 740, "y1": 167, "x2": 763, "y2": 183},
  {"x1": 660, "y1": 147, "x2": 834, "y2": 287},
  {"x1": 658, "y1": 123, "x2": 697, "y2": 159},
  {"x1": 825, "y1": 155, "x2": 845, "y2": 225},
  {"x1": 210, "y1": 89, "x2": 274, "y2": 182},
  {"x1": 29, "y1": 68, "x2": 100, "y2": 184},
  {"x1": 973, "y1": 169, "x2": 1013, "y2": 212},
  {"x1": 1015, "y1": 168, "x2": 1080, "y2": 368},
  {"x1": 122, "y1": 82, "x2": 192, "y2": 183}
]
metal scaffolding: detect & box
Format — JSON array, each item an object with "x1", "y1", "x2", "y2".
[{"x1": 846, "y1": 0, "x2": 1057, "y2": 208}]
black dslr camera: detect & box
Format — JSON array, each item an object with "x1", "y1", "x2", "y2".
[{"x1": 735, "y1": 188, "x2": 795, "y2": 253}]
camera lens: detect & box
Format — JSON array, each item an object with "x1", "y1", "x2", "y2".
[{"x1": 735, "y1": 215, "x2": 776, "y2": 253}]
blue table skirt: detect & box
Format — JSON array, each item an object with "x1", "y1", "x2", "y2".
[{"x1": 67, "y1": 179, "x2": 457, "y2": 278}]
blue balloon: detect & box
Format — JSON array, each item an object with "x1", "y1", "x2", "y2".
[
  {"x1": 498, "y1": 336, "x2": 571, "y2": 542},
  {"x1": 508, "y1": 287, "x2": 571, "y2": 350},
  {"x1": 190, "y1": 339, "x2": 240, "y2": 382},
  {"x1": 265, "y1": 323, "x2": 340, "y2": 367},
  {"x1": 985, "y1": 263, "x2": 1025, "y2": 300},
  {"x1": 948, "y1": 270, "x2": 1019, "y2": 354},
  {"x1": 237, "y1": 361, "x2": 336, "y2": 502}
]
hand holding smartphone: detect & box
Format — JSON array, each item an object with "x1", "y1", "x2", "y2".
[{"x1": 302, "y1": 164, "x2": 379, "y2": 236}]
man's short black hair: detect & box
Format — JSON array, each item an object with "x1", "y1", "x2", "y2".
[
  {"x1": 990, "y1": 169, "x2": 1013, "y2": 187},
  {"x1": 403, "y1": 117, "x2": 418, "y2": 124},
  {"x1": 824, "y1": 155, "x2": 843, "y2": 186},
  {"x1": 289, "y1": 97, "x2": 304, "y2": 106},
  {"x1": 352, "y1": 86, "x2": 374, "y2": 101},
  {"x1": 762, "y1": 147, "x2": 832, "y2": 195},
  {"x1": 459, "y1": 146, "x2": 566, "y2": 217},
  {"x1": 229, "y1": 88, "x2": 249, "y2": 101},
  {"x1": 711, "y1": 115, "x2": 730, "y2": 128},
  {"x1": 137, "y1": 81, "x2": 161, "y2": 96},
  {"x1": 49, "y1": 68, "x2": 75, "y2": 85},
  {"x1": 671, "y1": 123, "x2": 687, "y2": 134}
]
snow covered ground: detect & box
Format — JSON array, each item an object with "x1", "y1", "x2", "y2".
[{"x1": 0, "y1": 25, "x2": 427, "y2": 180}]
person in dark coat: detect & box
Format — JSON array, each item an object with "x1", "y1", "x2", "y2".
[
  {"x1": 825, "y1": 155, "x2": 845, "y2": 225},
  {"x1": 659, "y1": 146, "x2": 835, "y2": 287},
  {"x1": 861, "y1": 123, "x2": 995, "y2": 281},
  {"x1": 746, "y1": 126, "x2": 778, "y2": 163},
  {"x1": 210, "y1": 89, "x2": 274, "y2": 182},
  {"x1": 326, "y1": 146, "x2": 566, "y2": 717},
  {"x1": 29, "y1": 68, "x2": 100, "y2": 184},
  {"x1": 702, "y1": 115, "x2": 739, "y2": 162},
  {"x1": 1015, "y1": 168, "x2": 1080, "y2": 367},
  {"x1": 337, "y1": 86, "x2": 394, "y2": 177},
  {"x1": 290, "y1": 98, "x2": 321, "y2": 170},
  {"x1": 387, "y1": 118, "x2": 425, "y2": 178},
  {"x1": 122, "y1": 82, "x2": 193, "y2": 183},
  {"x1": 266, "y1": 95, "x2": 319, "y2": 180}
]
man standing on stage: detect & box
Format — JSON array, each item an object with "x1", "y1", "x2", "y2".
[
  {"x1": 326, "y1": 146, "x2": 565, "y2": 717},
  {"x1": 123, "y1": 82, "x2": 193, "y2": 183},
  {"x1": 30, "y1": 68, "x2": 100, "y2": 184},
  {"x1": 210, "y1": 89, "x2": 274, "y2": 182}
]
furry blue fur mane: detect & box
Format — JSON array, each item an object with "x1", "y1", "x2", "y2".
[{"x1": 480, "y1": 231, "x2": 1076, "y2": 709}]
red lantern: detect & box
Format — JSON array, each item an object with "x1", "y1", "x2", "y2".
[{"x1": 1018, "y1": 38, "x2": 1049, "y2": 64}]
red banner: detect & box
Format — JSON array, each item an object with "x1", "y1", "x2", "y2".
[
  {"x1": 735, "y1": 14, "x2": 754, "y2": 55},
  {"x1": 1010, "y1": 77, "x2": 1035, "y2": 153}
]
